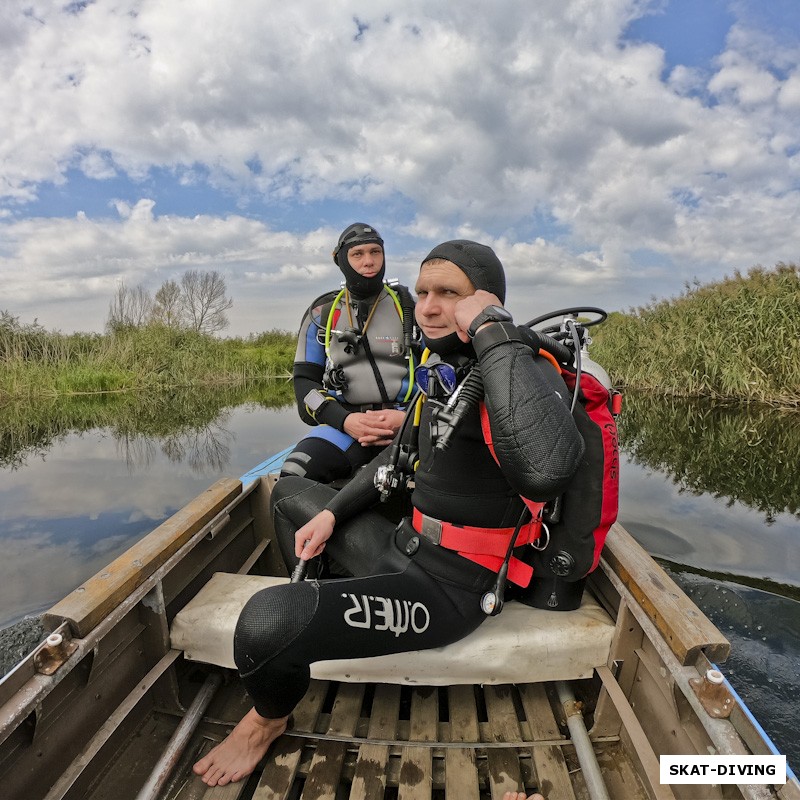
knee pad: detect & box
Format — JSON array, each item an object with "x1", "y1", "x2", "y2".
[
  {"x1": 270, "y1": 475, "x2": 314, "y2": 507},
  {"x1": 280, "y1": 435, "x2": 351, "y2": 482},
  {"x1": 234, "y1": 581, "x2": 318, "y2": 675}
]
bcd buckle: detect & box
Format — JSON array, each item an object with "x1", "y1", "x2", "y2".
[{"x1": 419, "y1": 515, "x2": 443, "y2": 545}]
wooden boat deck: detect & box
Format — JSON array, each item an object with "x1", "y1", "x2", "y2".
[{"x1": 84, "y1": 674, "x2": 648, "y2": 800}]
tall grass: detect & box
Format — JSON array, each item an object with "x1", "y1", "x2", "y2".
[
  {"x1": 591, "y1": 263, "x2": 800, "y2": 406},
  {"x1": 0, "y1": 311, "x2": 296, "y2": 401},
  {"x1": 5, "y1": 263, "x2": 800, "y2": 405}
]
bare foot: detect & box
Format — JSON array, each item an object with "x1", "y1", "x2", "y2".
[
  {"x1": 502, "y1": 793, "x2": 545, "y2": 800},
  {"x1": 193, "y1": 708, "x2": 288, "y2": 786}
]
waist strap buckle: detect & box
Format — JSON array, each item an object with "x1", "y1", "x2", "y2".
[{"x1": 419, "y1": 515, "x2": 443, "y2": 545}]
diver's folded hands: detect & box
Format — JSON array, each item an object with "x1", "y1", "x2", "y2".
[{"x1": 344, "y1": 411, "x2": 398, "y2": 444}]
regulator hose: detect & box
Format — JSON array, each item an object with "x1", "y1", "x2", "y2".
[
  {"x1": 517, "y1": 326, "x2": 574, "y2": 367},
  {"x1": 433, "y1": 366, "x2": 484, "y2": 452},
  {"x1": 395, "y1": 284, "x2": 417, "y2": 356}
]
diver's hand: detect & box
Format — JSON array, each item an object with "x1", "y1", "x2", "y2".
[
  {"x1": 295, "y1": 510, "x2": 336, "y2": 560},
  {"x1": 343, "y1": 411, "x2": 397, "y2": 446},
  {"x1": 357, "y1": 409, "x2": 405, "y2": 445},
  {"x1": 454, "y1": 290, "x2": 504, "y2": 342}
]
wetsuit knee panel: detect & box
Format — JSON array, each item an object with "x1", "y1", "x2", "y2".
[
  {"x1": 280, "y1": 434, "x2": 353, "y2": 482},
  {"x1": 270, "y1": 477, "x2": 338, "y2": 523},
  {"x1": 270, "y1": 475, "x2": 316, "y2": 508},
  {"x1": 234, "y1": 581, "x2": 319, "y2": 675}
]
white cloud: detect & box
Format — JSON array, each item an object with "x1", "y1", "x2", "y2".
[
  {"x1": 0, "y1": 202, "x2": 348, "y2": 332},
  {"x1": 1, "y1": 0, "x2": 799, "y2": 334},
  {"x1": 708, "y1": 51, "x2": 780, "y2": 106},
  {"x1": 777, "y1": 72, "x2": 800, "y2": 110}
]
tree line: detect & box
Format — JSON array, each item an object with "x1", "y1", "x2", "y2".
[
  {"x1": 108, "y1": 269, "x2": 233, "y2": 334},
  {"x1": 1, "y1": 268, "x2": 295, "y2": 400}
]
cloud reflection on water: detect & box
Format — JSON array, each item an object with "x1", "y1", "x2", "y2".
[{"x1": 0, "y1": 401, "x2": 306, "y2": 626}]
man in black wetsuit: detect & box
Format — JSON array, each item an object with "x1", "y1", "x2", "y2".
[{"x1": 194, "y1": 241, "x2": 584, "y2": 793}]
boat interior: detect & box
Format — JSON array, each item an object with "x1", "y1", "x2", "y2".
[{"x1": 0, "y1": 471, "x2": 796, "y2": 800}]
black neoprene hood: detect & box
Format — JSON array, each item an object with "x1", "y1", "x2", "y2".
[
  {"x1": 333, "y1": 222, "x2": 386, "y2": 298},
  {"x1": 333, "y1": 223, "x2": 384, "y2": 263},
  {"x1": 421, "y1": 240, "x2": 506, "y2": 303}
]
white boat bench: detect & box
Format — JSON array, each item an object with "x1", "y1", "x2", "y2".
[{"x1": 170, "y1": 573, "x2": 615, "y2": 685}]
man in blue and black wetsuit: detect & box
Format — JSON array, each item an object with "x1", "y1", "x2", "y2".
[
  {"x1": 194, "y1": 241, "x2": 582, "y2": 797},
  {"x1": 281, "y1": 222, "x2": 417, "y2": 482}
]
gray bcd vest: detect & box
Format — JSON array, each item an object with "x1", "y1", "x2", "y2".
[{"x1": 326, "y1": 289, "x2": 410, "y2": 406}]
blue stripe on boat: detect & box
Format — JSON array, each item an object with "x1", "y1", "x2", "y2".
[
  {"x1": 239, "y1": 445, "x2": 294, "y2": 485},
  {"x1": 713, "y1": 662, "x2": 797, "y2": 781}
]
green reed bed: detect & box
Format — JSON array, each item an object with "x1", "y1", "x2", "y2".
[
  {"x1": 0, "y1": 312, "x2": 296, "y2": 400},
  {"x1": 591, "y1": 263, "x2": 800, "y2": 406}
]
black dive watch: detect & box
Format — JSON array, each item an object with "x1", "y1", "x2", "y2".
[{"x1": 466, "y1": 305, "x2": 513, "y2": 339}]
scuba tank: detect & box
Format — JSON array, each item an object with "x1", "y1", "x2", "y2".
[{"x1": 516, "y1": 308, "x2": 621, "y2": 611}]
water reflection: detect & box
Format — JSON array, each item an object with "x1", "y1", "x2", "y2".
[
  {"x1": 618, "y1": 392, "x2": 799, "y2": 591},
  {"x1": 1, "y1": 382, "x2": 295, "y2": 473},
  {"x1": 116, "y1": 418, "x2": 234, "y2": 473},
  {"x1": 0, "y1": 383, "x2": 305, "y2": 626},
  {"x1": 619, "y1": 391, "x2": 800, "y2": 522},
  {"x1": 619, "y1": 391, "x2": 800, "y2": 523}
]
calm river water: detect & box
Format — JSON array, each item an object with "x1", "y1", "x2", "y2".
[{"x1": 0, "y1": 386, "x2": 798, "y2": 769}]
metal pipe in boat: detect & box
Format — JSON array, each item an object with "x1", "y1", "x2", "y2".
[
  {"x1": 134, "y1": 671, "x2": 223, "y2": 800},
  {"x1": 555, "y1": 680, "x2": 611, "y2": 800}
]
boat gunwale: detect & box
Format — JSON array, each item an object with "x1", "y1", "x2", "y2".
[
  {"x1": 0, "y1": 477, "x2": 260, "y2": 743},
  {"x1": 42, "y1": 476, "x2": 244, "y2": 639}
]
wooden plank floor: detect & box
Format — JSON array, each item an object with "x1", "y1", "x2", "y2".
[
  {"x1": 350, "y1": 684, "x2": 401, "y2": 800},
  {"x1": 209, "y1": 679, "x2": 596, "y2": 800},
  {"x1": 519, "y1": 684, "x2": 575, "y2": 800},
  {"x1": 445, "y1": 685, "x2": 481, "y2": 800}
]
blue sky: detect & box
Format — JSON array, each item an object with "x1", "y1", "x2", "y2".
[{"x1": 2, "y1": 0, "x2": 799, "y2": 336}]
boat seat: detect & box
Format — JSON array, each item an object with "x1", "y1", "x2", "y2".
[{"x1": 170, "y1": 573, "x2": 615, "y2": 685}]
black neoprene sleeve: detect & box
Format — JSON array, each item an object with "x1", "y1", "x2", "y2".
[{"x1": 473, "y1": 321, "x2": 585, "y2": 500}]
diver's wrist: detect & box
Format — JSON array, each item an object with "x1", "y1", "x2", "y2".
[{"x1": 472, "y1": 321, "x2": 522, "y2": 357}]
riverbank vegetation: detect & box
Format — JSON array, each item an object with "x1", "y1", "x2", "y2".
[
  {"x1": 1, "y1": 382, "x2": 295, "y2": 470},
  {"x1": 591, "y1": 263, "x2": 800, "y2": 407},
  {"x1": 0, "y1": 313, "x2": 295, "y2": 401},
  {"x1": 4, "y1": 262, "x2": 799, "y2": 405}
]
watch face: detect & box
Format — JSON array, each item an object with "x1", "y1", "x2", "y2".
[
  {"x1": 304, "y1": 390, "x2": 327, "y2": 411},
  {"x1": 487, "y1": 305, "x2": 511, "y2": 320}
]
